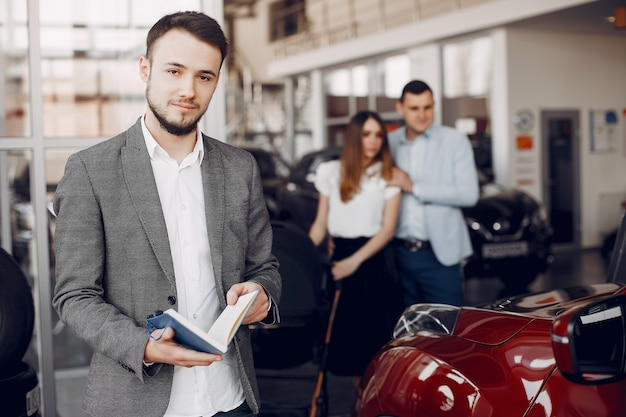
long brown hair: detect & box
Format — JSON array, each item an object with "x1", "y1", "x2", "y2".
[{"x1": 339, "y1": 111, "x2": 394, "y2": 202}]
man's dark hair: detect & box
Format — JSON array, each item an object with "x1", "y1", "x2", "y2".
[
  {"x1": 146, "y1": 11, "x2": 228, "y2": 66},
  {"x1": 400, "y1": 80, "x2": 432, "y2": 102}
]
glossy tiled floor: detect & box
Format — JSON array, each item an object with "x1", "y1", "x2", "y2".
[{"x1": 55, "y1": 248, "x2": 609, "y2": 417}]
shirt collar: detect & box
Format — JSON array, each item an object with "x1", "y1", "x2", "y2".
[
  {"x1": 364, "y1": 161, "x2": 382, "y2": 177},
  {"x1": 141, "y1": 115, "x2": 204, "y2": 164},
  {"x1": 400, "y1": 124, "x2": 433, "y2": 144}
]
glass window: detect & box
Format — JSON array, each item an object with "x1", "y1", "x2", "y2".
[
  {"x1": 39, "y1": 0, "x2": 200, "y2": 137},
  {"x1": 443, "y1": 36, "x2": 493, "y2": 98},
  {"x1": 325, "y1": 64, "x2": 372, "y2": 118},
  {"x1": 375, "y1": 54, "x2": 409, "y2": 113},
  {"x1": 324, "y1": 57, "x2": 409, "y2": 143},
  {"x1": 3, "y1": 150, "x2": 33, "y2": 265},
  {"x1": 351, "y1": 65, "x2": 369, "y2": 97},
  {"x1": 269, "y1": 0, "x2": 307, "y2": 42},
  {"x1": 352, "y1": 64, "x2": 369, "y2": 112},
  {"x1": 0, "y1": 1, "x2": 31, "y2": 137},
  {"x1": 326, "y1": 68, "x2": 351, "y2": 118},
  {"x1": 327, "y1": 124, "x2": 346, "y2": 148},
  {"x1": 3, "y1": 3, "x2": 224, "y2": 417},
  {"x1": 327, "y1": 68, "x2": 350, "y2": 97},
  {"x1": 442, "y1": 36, "x2": 493, "y2": 174},
  {"x1": 1, "y1": 149, "x2": 41, "y2": 373}
]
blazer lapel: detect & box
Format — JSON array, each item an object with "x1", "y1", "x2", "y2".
[
  {"x1": 201, "y1": 137, "x2": 225, "y2": 300},
  {"x1": 121, "y1": 120, "x2": 176, "y2": 284},
  {"x1": 421, "y1": 130, "x2": 435, "y2": 181}
]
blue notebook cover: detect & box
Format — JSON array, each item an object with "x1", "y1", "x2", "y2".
[{"x1": 147, "y1": 290, "x2": 259, "y2": 354}]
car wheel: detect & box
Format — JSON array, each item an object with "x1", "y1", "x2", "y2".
[
  {"x1": 0, "y1": 361, "x2": 41, "y2": 417},
  {"x1": 0, "y1": 248, "x2": 35, "y2": 369}
]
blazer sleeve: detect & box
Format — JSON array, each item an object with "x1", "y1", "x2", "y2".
[
  {"x1": 52, "y1": 152, "x2": 154, "y2": 382},
  {"x1": 416, "y1": 130, "x2": 479, "y2": 208},
  {"x1": 240, "y1": 151, "x2": 282, "y2": 322}
]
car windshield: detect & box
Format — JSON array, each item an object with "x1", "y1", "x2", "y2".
[{"x1": 393, "y1": 304, "x2": 462, "y2": 338}]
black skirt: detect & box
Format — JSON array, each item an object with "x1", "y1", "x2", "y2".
[{"x1": 326, "y1": 237, "x2": 403, "y2": 377}]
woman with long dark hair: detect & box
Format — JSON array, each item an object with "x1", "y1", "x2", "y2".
[{"x1": 309, "y1": 110, "x2": 402, "y2": 383}]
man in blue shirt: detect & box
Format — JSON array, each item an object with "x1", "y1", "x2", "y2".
[{"x1": 388, "y1": 80, "x2": 479, "y2": 306}]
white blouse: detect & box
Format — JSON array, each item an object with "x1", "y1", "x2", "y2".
[{"x1": 314, "y1": 160, "x2": 400, "y2": 239}]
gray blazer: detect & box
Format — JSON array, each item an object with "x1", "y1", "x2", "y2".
[{"x1": 52, "y1": 118, "x2": 281, "y2": 417}]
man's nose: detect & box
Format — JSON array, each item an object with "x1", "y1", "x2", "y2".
[{"x1": 178, "y1": 76, "x2": 195, "y2": 97}]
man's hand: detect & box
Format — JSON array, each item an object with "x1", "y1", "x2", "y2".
[
  {"x1": 389, "y1": 167, "x2": 413, "y2": 193},
  {"x1": 144, "y1": 327, "x2": 222, "y2": 367},
  {"x1": 227, "y1": 282, "x2": 269, "y2": 324}
]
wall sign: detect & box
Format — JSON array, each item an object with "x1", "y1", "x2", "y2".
[
  {"x1": 590, "y1": 109, "x2": 618, "y2": 153},
  {"x1": 513, "y1": 109, "x2": 534, "y2": 132}
]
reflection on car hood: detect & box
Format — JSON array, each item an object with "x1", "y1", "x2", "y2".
[
  {"x1": 452, "y1": 283, "x2": 624, "y2": 345},
  {"x1": 422, "y1": 283, "x2": 626, "y2": 345},
  {"x1": 483, "y1": 283, "x2": 624, "y2": 317}
]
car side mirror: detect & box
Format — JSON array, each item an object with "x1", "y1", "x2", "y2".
[{"x1": 551, "y1": 294, "x2": 626, "y2": 385}]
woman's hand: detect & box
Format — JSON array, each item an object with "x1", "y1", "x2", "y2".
[{"x1": 331, "y1": 257, "x2": 360, "y2": 281}]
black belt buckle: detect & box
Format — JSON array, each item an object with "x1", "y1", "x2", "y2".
[{"x1": 398, "y1": 238, "x2": 430, "y2": 252}]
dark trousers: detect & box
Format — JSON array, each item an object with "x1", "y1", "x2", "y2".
[
  {"x1": 213, "y1": 401, "x2": 255, "y2": 417},
  {"x1": 393, "y1": 244, "x2": 463, "y2": 307},
  {"x1": 326, "y1": 237, "x2": 399, "y2": 376}
]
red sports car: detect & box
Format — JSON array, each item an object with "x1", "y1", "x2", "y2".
[{"x1": 353, "y1": 283, "x2": 626, "y2": 417}]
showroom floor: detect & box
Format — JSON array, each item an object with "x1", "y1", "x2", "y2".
[{"x1": 55, "y1": 248, "x2": 610, "y2": 417}]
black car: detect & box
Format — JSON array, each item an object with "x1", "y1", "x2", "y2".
[
  {"x1": 462, "y1": 171, "x2": 554, "y2": 295},
  {"x1": 278, "y1": 147, "x2": 554, "y2": 296},
  {"x1": 239, "y1": 146, "x2": 292, "y2": 219},
  {"x1": 278, "y1": 147, "x2": 342, "y2": 229}
]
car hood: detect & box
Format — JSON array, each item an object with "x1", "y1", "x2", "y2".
[
  {"x1": 453, "y1": 283, "x2": 624, "y2": 345},
  {"x1": 361, "y1": 283, "x2": 626, "y2": 417}
]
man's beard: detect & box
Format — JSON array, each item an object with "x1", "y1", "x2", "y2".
[{"x1": 146, "y1": 89, "x2": 203, "y2": 137}]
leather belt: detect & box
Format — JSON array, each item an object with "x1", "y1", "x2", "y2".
[{"x1": 394, "y1": 238, "x2": 431, "y2": 252}]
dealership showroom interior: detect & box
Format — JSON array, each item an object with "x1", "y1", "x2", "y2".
[{"x1": 1, "y1": 0, "x2": 626, "y2": 416}]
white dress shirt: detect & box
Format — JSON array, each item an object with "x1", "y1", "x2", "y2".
[
  {"x1": 141, "y1": 117, "x2": 244, "y2": 417},
  {"x1": 392, "y1": 129, "x2": 429, "y2": 240},
  {"x1": 314, "y1": 160, "x2": 400, "y2": 238}
]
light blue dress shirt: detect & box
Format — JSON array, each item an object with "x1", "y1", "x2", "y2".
[{"x1": 388, "y1": 124, "x2": 480, "y2": 266}]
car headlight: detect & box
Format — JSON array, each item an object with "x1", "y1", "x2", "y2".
[
  {"x1": 465, "y1": 216, "x2": 492, "y2": 239},
  {"x1": 393, "y1": 304, "x2": 462, "y2": 339}
]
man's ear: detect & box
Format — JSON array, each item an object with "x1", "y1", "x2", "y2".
[
  {"x1": 138, "y1": 56, "x2": 150, "y2": 82},
  {"x1": 395, "y1": 100, "x2": 403, "y2": 116}
]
